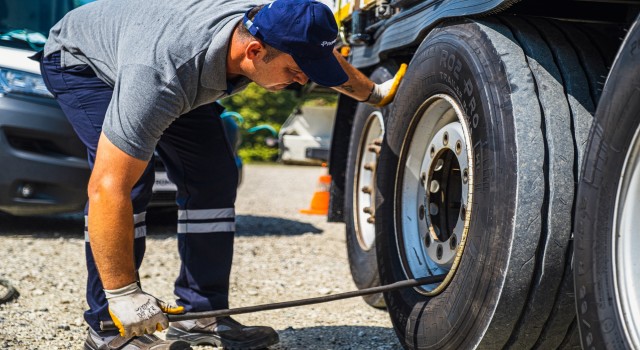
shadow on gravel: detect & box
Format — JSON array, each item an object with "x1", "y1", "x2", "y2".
[
  {"x1": 235, "y1": 215, "x2": 323, "y2": 236},
  {"x1": 143, "y1": 209, "x2": 323, "y2": 237},
  {"x1": 0, "y1": 212, "x2": 84, "y2": 238},
  {"x1": 275, "y1": 325, "x2": 400, "y2": 350},
  {"x1": 0, "y1": 210, "x2": 323, "y2": 238}
]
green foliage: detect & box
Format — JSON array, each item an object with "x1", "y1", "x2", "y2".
[
  {"x1": 301, "y1": 93, "x2": 339, "y2": 107},
  {"x1": 220, "y1": 83, "x2": 338, "y2": 163},
  {"x1": 220, "y1": 83, "x2": 299, "y2": 127},
  {"x1": 238, "y1": 144, "x2": 279, "y2": 163}
]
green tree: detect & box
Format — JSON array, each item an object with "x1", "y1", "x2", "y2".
[{"x1": 220, "y1": 83, "x2": 339, "y2": 162}]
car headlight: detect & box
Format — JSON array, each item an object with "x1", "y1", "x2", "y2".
[{"x1": 0, "y1": 67, "x2": 53, "y2": 98}]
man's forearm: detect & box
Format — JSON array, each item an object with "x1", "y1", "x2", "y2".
[
  {"x1": 86, "y1": 133, "x2": 149, "y2": 290},
  {"x1": 330, "y1": 49, "x2": 375, "y2": 101},
  {"x1": 88, "y1": 190, "x2": 137, "y2": 290}
]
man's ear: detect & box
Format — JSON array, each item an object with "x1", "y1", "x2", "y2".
[{"x1": 245, "y1": 41, "x2": 264, "y2": 61}]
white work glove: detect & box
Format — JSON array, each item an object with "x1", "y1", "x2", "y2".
[
  {"x1": 105, "y1": 282, "x2": 184, "y2": 337},
  {"x1": 366, "y1": 63, "x2": 407, "y2": 107}
]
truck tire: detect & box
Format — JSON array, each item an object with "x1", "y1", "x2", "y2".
[
  {"x1": 574, "y1": 16, "x2": 640, "y2": 350},
  {"x1": 345, "y1": 63, "x2": 397, "y2": 308},
  {"x1": 375, "y1": 17, "x2": 603, "y2": 349}
]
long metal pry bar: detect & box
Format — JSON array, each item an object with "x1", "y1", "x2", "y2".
[{"x1": 100, "y1": 274, "x2": 446, "y2": 331}]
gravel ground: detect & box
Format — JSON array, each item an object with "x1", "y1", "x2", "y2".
[{"x1": 0, "y1": 164, "x2": 401, "y2": 350}]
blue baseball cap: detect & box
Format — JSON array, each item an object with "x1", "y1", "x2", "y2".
[{"x1": 243, "y1": 0, "x2": 349, "y2": 87}]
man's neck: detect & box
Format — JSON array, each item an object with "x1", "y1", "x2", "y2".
[{"x1": 226, "y1": 26, "x2": 245, "y2": 80}]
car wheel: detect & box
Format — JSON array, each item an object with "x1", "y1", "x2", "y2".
[
  {"x1": 574, "y1": 15, "x2": 640, "y2": 350},
  {"x1": 375, "y1": 17, "x2": 608, "y2": 349},
  {"x1": 344, "y1": 63, "x2": 397, "y2": 308}
]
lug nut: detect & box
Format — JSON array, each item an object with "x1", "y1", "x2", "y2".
[
  {"x1": 367, "y1": 217, "x2": 375, "y2": 224},
  {"x1": 363, "y1": 206, "x2": 372, "y2": 214},
  {"x1": 368, "y1": 144, "x2": 381, "y2": 154},
  {"x1": 460, "y1": 204, "x2": 466, "y2": 221},
  {"x1": 434, "y1": 159, "x2": 444, "y2": 172},
  {"x1": 443, "y1": 132, "x2": 449, "y2": 146},
  {"x1": 420, "y1": 172, "x2": 427, "y2": 185},
  {"x1": 436, "y1": 245, "x2": 443, "y2": 260},
  {"x1": 456, "y1": 140, "x2": 462, "y2": 155},
  {"x1": 364, "y1": 162, "x2": 375, "y2": 171},
  {"x1": 419, "y1": 205, "x2": 425, "y2": 220},
  {"x1": 429, "y1": 203, "x2": 439, "y2": 215},
  {"x1": 463, "y1": 168, "x2": 468, "y2": 184},
  {"x1": 362, "y1": 186, "x2": 372, "y2": 194},
  {"x1": 430, "y1": 145, "x2": 435, "y2": 158},
  {"x1": 372, "y1": 138, "x2": 383, "y2": 146},
  {"x1": 425, "y1": 234, "x2": 431, "y2": 247},
  {"x1": 429, "y1": 180, "x2": 440, "y2": 193}
]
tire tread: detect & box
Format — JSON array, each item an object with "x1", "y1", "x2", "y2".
[{"x1": 498, "y1": 15, "x2": 577, "y2": 350}]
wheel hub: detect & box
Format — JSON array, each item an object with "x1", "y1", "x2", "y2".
[
  {"x1": 397, "y1": 94, "x2": 473, "y2": 295},
  {"x1": 355, "y1": 111, "x2": 384, "y2": 251},
  {"x1": 423, "y1": 123, "x2": 466, "y2": 268}
]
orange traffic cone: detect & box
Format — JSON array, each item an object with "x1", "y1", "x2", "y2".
[{"x1": 300, "y1": 170, "x2": 331, "y2": 215}]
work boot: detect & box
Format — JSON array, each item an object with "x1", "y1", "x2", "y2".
[
  {"x1": 166, "y1": 316, "x2": 279, "y2": 349},
  {"x1": 84, "y1": 327, "x2": 192, "y2": 350}
]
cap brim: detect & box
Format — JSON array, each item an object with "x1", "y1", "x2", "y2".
[{"x1": 294, "y1": 53, "x2": 349, "y2": 87}]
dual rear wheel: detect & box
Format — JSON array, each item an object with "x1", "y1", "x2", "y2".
[
  {"x1": 353, "y1": 16, "x2": 616, "y2": 349},
  {"x1": 345, "y1": 64, "x2": 397, "y2": 308}
]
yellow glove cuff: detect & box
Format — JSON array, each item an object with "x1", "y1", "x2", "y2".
[
  {"x1": 376, "y1": 63, "x2": 407, "y2": 107},
  {"x1": 158, "y1": 300, "x2": 185, "y2": 315}
]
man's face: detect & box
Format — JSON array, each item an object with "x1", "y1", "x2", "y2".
[{"x1": 250, "y1": 51, "x2": 309, "y2": 91}]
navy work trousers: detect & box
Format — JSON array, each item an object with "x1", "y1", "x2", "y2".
[{"x1": 39, "y1": 52, "x2": 238, "y2": 334}]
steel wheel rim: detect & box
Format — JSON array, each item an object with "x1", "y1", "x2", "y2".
[
  {"x1": 395, "y1": 94, "x2": 473, "y2": 296},
  {"x1": 354, "y1": 111, "x2": 384, "y2": 251},
  {"x1": 614, "y1": 124, "x2": 640, "y2": 348}
]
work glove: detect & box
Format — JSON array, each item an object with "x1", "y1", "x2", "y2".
[
  {"x1": 366, "y1": 63, "x2": 407, "y2": 107},
  {"x1": 105, "y1": 282, "x2": 184, "y2": 337}
]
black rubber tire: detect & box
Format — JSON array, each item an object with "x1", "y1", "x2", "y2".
[
  {"x1": 375, "y1": 17, "x2": 604, "y2": 349},
  {"x1": 344, "y1": 63, "x2": 397, "y2": 309},
  {"x1": 574, "y1": 16, "x2": 640, "y2": 350},
  {"x1": 553, "y1": 21, "x2": 609, "y2": 105},
  {"x1": 498, "y1": 16, "x2": 577, "y2": 349}
]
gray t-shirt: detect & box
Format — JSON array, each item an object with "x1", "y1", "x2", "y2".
[{"x1": 45, "y1": 0, "x2": 264, "y2": 160}]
